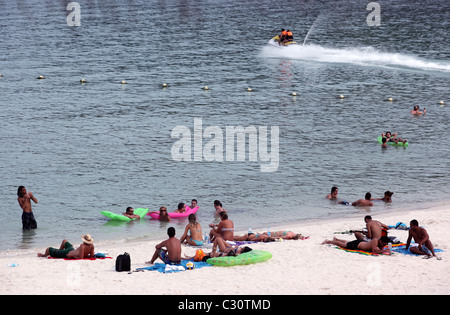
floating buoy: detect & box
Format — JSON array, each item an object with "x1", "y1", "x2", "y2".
[
  {"x1": 387, "y1": 97, "x2": 394, "y2": 102},
  {"x1": 438, "y1": 100, "x2": 445, "y2": 105},
  {"x1": 37, "y1": 75, "x2": 45, "y2": 79},
  {"x1": 202, "y1": 86, "x2": 210, "y2": 90},
  {"x1": 247, "y1": 87, "x2": 252, "y2": 92},
  {"x1": 291, "y1": 92, "x2": 297, "y2": 96},
  {"x1": 161, "y1": 83, "x2": 168, "y2": 88},
  {"x1": 0, "y1": 73, "x2": 3, "y2": 77},
  {"x1": 80, "y1": 78, "x2": 87, "y2": 83},
  {"x1": 120, "y1": 80, "x2": 127, "y2": 84},
  {"x1": 338, "y1": 94, "x2": 345, "y2": 99}
]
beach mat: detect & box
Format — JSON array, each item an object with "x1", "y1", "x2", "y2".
[
  {"x1": 335, "y1": 243, "x2": 406, "y2": 256},
  {"x1": 48, "y1": 256, "x2": 112, "y2": 261},
  {"x1": 136, "y1": 259, "x2": 211, "y2": 273},
  {"x1": 391, "y1": 244, "x2": 444, "y2": 256}
]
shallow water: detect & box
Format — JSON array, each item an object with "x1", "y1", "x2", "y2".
[{"x1": 0, "y1": 0, "x2": 449, "y2": 251}]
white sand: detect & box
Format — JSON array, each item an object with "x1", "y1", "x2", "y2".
[{"x1": 1, "y1": 203, "x2": 449, "y2": 295}]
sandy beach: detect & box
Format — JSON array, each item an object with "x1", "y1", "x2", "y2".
[{"x1": 1, "y1": 203, "x2": 449, "y2": 296}]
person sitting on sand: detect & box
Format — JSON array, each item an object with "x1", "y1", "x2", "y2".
[
  {"x1": 122, "y1": 207, "x2": 140, "y2": 219},
  {"x1": 180, "y1": 214, "x2": 203, "y2": 246},
  {"x1": 382, "y1": 131, "x2": 407, "y2": 145},
  {"x1": 321, "y1": 236, "x2": 390, "y2": 254},
  {"x1": 175, "y1": 203, "x2": 186, "y2": 213},
  {"x1": 38, "y1": 234, "x2": 95, "y2": 259},
  {"x1": 146, "y1": 227, "x2": 182, "y2": 265},
  {"x1": 354, "y1": 215, "x2": 389, "y2": 242},
  {"x1": 352, "y1": 192, "x2": 374, "y2": 207},
  {"x1": 405, "y1": 219, "x2": 440, "y2": 259},
  {"x1": 410, "y1": 105, "x2": 426, "y2": 116},
  {"x1": 209, "y1": 211, "x2": 234, "y2": 241}
]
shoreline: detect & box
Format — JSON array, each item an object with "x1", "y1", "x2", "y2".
[
  {"x1": 1, "y1": 202, "x2": 448, "y2": 295},
  {"x1": 2, "y1": 198, "x2": 449, "y2": 257}
]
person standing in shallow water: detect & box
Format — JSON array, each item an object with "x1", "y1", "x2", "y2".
[{"x1": 17, "y1": 186, "x2": 38, "y2": 230}]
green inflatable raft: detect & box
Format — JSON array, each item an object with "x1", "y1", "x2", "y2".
[
  {"x1": 377, "y1": 136, "x2": 408, "y2": 147},
  {"x1": 207, "y1": 250, "x2": 272, "y2": 267},
  {"x1": 100, "y1": 208, "x2": 148, "y2": 222}
]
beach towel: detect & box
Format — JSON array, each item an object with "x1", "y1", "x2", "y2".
[
  {"x1": 391, "y1": 244, "x2": 444, "y2": 256},
  {"x1": 335, "y1": 243, "x2": 406, "y2": 256},
  {"x1": 47, "y1": 253, "x2": 112, "y2": 260},
  {"x1": 136, "y1": 259, "x2": 211, "y2": 273}
]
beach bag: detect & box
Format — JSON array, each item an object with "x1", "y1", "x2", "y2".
[{"x1": 115, "y1": 252, "x2": 130, "y2": 272}]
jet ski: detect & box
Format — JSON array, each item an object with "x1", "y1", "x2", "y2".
[{"x1": 267, "y1": 35, "x2": 298, "y2": 47}]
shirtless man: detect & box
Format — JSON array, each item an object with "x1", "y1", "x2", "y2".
[
  {"x1": 146, "y1": 227, "x2": 182, "y2": 265},
  {"x1": 17, "y1": 186, "x2": 38, "y2": 230},
  {"x1": 405, "y1": 220, "x2": 439, "y2": 259},
  {"x1": 382, "y1": 131, "x2": 407, "y2": 145},
  {"x1": 209, "y1": 211, "x2": 234, "y2": 241},
  {"x1": 410, "y1": 105, "x2": 426, "y2": 116},
  {"x1": 352, "y1": 192, "x2": 374, "y2": 207},
  {"x1": 175, "y1": 203, "x2": 186, "y2": 213},
  {"x1": 322, "y1": 236, "x2": 390, "y2": 254},
  {"x1": 38, "y1": 234, "x2": 95, "y2": 259},
  {"x1": 122, "y1": 207, "x2": 140, "y2": 219},
  {"x1": 355, "y1": 216, "x2": 389, "y2": 241}
]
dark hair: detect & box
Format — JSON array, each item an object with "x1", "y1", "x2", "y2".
[
  {"x1": 364, "y1": 215, "x2": 372, "y2": 221},
  {"x1": 365, "y1": 192, "x2": 372, "y2": 200},
  {"x1": 220, "y1": 212, "x2": 228, "y2": 220},
  {"x1": 384, "y1": 191, "x2": 394, "y2": 197},
  {"x1": 331, "y1": 186, "x2": 338, "y2": 193},
  {"x1": 17, "y1": 186, "x2": 25, "y2": 197},
  {"x1": 380, "y1": 236, "x2": 390, "y2": 244},
  {"x1": 410, "y1": 219, "x2": 419, "y2": 227},
  {"x1": 167, "y1": 227, "x2": 176, "y2": 237},
  {"x1": 177, "y1": 202, "x2": 185, "y2": 210},
  {"x1": 241, "y1": 246, "x2": 252, "y2": 253},
  {"x1": 214, "y1": 200, "x2": 222, "y2": 207},
  {"x1": 191, "y1": 199, "x2": 197, "y2": 203},
  {"x1": 126, "y1": 207, "x2": 133, "y2": 212}
]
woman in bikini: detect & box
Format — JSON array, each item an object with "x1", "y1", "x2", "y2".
[
  {"x1": 209, "y1": 211, "x2": 234, "y2": 241},
  {"x1": 180, "y1": 214, "x2": 203, "y2": 246}
]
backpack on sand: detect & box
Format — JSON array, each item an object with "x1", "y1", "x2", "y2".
[{"x1": 115, "y1": 252, "x2": 131, "y2": 272}]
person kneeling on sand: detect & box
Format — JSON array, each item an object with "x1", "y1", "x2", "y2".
[
  {"x1": 38, "y1": 234, "x2": 95, "y2": 259},
  {"x1": 405, "y1": 219, "x2": 441, "y2": 260},
  {"x1": 321, "y1": 236, "x2": 391, "y2": 255},
  {"x1": 146, "y1": 227, "x2": 182, "y2": 265}
]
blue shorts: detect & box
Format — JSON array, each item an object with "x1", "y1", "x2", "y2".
[{"x1": 159, "y1": 249, "x2": 181, "y2": 265}]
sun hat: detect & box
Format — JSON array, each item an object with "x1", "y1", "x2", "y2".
[{"x1": 81, "y1": 234, "x2": 94, "y2": 244}]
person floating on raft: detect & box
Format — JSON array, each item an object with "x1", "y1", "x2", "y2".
[{"x1": 381, "y1": 131, "x2": 407, "y2": 145}]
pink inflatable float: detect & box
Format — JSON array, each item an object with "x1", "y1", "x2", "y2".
[{"x1": 148, "y1": 206, "x2": 199, "y2": 219}]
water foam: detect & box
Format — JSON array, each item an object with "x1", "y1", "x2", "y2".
[{"x1": 261, "y1": 44, "x2": 450, "y2": 73}]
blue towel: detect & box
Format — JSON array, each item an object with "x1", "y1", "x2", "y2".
[
  {"x1": 137, "y1": 259, "x2": 211, "y2": 273},
  {"x1": 392, "y1": 244, "x2": 443, "y2": 256}
]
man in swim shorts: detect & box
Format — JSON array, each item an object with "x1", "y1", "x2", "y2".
[
  {"x1": 405, "y1": 220, "x2": 439, "y2": 259},
  {"x1": 38, "y1": 234, "x2": 95, "y2": 259},
  {"x1": 321, "y1": 236, "x2": 390, "y2": 254},
  {"x1": 17, "y1": 186, "x2": 38, "y2": 230},
  {"x1": 146, "y1": 227, "x2": 182, "y2": 265}
]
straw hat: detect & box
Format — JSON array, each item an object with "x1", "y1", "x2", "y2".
[{"x1": 81, "y1": 234, "x2": 94, "y2": 244}]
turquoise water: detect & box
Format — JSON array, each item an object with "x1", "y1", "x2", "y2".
[{"x1": 0, "y1": 0, "x2": 449, "y2": 251}]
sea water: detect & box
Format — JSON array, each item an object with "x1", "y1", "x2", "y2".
[{"x1": 0, "y1": 0, "x2": 449, "y2": 251}]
